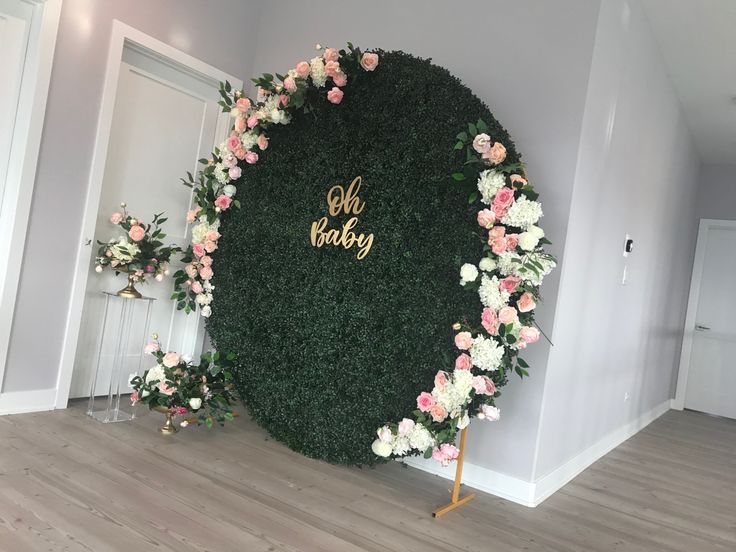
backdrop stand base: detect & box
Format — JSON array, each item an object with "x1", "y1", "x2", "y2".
[
  {"x1": 431, "y1": 426, "x2": 475, "y2": 518},
  {"x1": 432, "y1": 491, "x2": 476, "y2": 518}
]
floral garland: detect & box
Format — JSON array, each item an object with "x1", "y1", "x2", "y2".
[{"x1": 172, "y1": 43, "x2": 555, "y2": 466}]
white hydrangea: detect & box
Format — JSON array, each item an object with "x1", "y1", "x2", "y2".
[
  {"x1": 477, "y1": 170, "x2": 506, "y2": 204},
  {"x1": 195, "y1": 293, "x2": 213, "y2": 306},
  {"x1": 501, "y1": 195, "x2": 543, "y2": 230},
  {"x1": 241, "y1": 132, "x2": 258, "y2": 150},
  {"x1": 497, "y1": 251, "x2": 555, "y2": 286},
  {"x1": 434, "y1": 383, "x2": 465, "y2": 414},
  {"x1": 478, "y1": 275, "x2": 510, "y2": 310},
  {"x1": 269, "y1": 109, "x2": 290, "y2": 125},
  {"x1": 408, "y1": 424, "x2": 435, "y2": 452},
  {"x1": 496, "y1": 251, "x2": 523, "y2": 277},
  {"x1": 310, "y1": 56, "x2": 327, "y2": 87},
  {"x1": 469, "y1": 336, "x2": 504, "y2": 372},
  {"x1": 109, "y1": 238, "x2": 140, "y2": 262},
  {"x1": 459, "y1": 263, "x2": 479, "y2": 285},
  {"x1": 391, "y1": 435, "x2": 411, "y2": 456},
  {"x1": 479, "y1": 257, "x2": 496, "y2": 272},
  {"x1": 453, "y1": 369, "x2": 474, "y2": 399},
  {"x1": 144, "y1": 365, "x2": 165, "y2": 384},
  {"x1": 191, "y1": 220, "x2": 218, "y2": 244},
  {"x1": 214, "y1": 165, "x2": 229, "y2": 184}
]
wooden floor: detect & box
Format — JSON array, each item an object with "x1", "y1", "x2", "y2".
[{"x1": 0, "y1": 405, "x2": 734, "y2": 552}]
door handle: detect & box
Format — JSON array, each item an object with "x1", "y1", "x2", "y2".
[{"x1": 695, "y1": 324, "x2": 711, "y2": 331}]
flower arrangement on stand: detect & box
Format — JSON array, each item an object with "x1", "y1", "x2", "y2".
[
  {"x1": 95, "y1": 204, "x2": 180, "y2": 298},
  {"x1": 129, "y1": 335, "x2": 238, "y2": 433}
]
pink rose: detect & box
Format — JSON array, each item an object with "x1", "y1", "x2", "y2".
[
  {"x1": 360, "y1": 52, "x2": 379, "y2": 71},
  {"x1": 493, "y1": 187, "x2": 515, "y2": 209},
  {"x1": 483, "y1": 142, "x2": 507, "y2": 165},
  {"x1": 199, "y1": 265, "x2": 213, "y2": 280},
  {"x1": 505, "y1": 234, "x2": 519, "y2": 250},
  {"x1": 257, "y1": 133, "x2": 269, "y2": 150},
  {"x1": 455, "y1": 353, "x2": 472, "y2": 370},
  {"x1": 295, "y1": 61, "x2": 310, "y2": 78},
  {"x1": 228, "y1": 166, "x2": 242, "y2": 180},
  {"x1": 517, "y1": 292, "x2": 536, "y2": 313},
  {"x1": 520, "y1": 326, "x2": 540, "y2": 344},
  {"x1": 454, "y1": 331, "x2": 473, "y2": 350},
  {"x1": 130, "y1": 391, "x2": 139, "y2": 404},
  {"x1": 478, "y1": 404, "x2": 501, "y2": 421},
  {"x1": 327, "y1": 87, "x2": 344, "y2": 104},
  {"x1": 162, "y1": 352, "x2": 180, "y2": 368},
  {"x1": 200, "y1": 255, "x2": 213, "y2": 267},
  {"x1": 397, "y1": 418, "x2": 415, "y2": 436},
  {"x1": 417, "y1": 391, "x2": 435, "y2": 412},
  {"x1": 324, "y1": 60, "x2": 341, "y2": 78},
  {"x1": 279, "y1": 94, "x2": 289, "y2": 107},
  {"x1": 284, "y1": 76, "x2": 297, "y2": 93},
  {"x1": 246, "y1": 115, "x2": 259, "y2": 129},
  {"x1": 333, "y1": 72, "x2": 347, "y2": 87},
  {"x1": 110, "y1": 212, "x2": 124, "y2": 224},
  {"x1": 145, "y1": 265, "x2": 155, "y2": 273},
  {"x1": 499, "y1": 276, "x2": 521, "y2": 293},
  {"x1": 204, "y1": 240, "x2": 217, "y2": 253},
  {"x1": 498, "y1": 306, "x2": 518, "y2": 325},
  {"x1": 144, "y1": 341, "x2": 160, "y2": 354},
  {"x1": 205, "y1": 230, "x2": 220, "y2": 242},
  {"x1": 128, "y1": 225, "x2": 145, "y2": 242},
  {"x1": 432, "y1": 443, "x2": 459, "y2": 467},
  {"x1": 472, "y1": 133, "x2": 491, "y2": 154},
  {"x1": 434, "y1": 371, "x2": 448, "y2": 391},
  {"x1": 472, "y1": 375, "x2": 496, "y2": 395},
  {"x1": 490, "y1": 237, "x2": 507, "y2": 255},
  {"x1": 186, "y1": 207, "x2": 201, "y2": 224},
  {"x1": 214, "y1": 195, "x2": 232, "y2": 210},
  {"x1": 491, "y1": 203, "x2": 508, "y2": 220},
  {"x1": 489, "y1": 225, "x2": 506, "y2": 239},
  {"x1": 191, "y1": 281, "x2": 203, "y2": 294},
  {"x1": 430, "y1": 403, "x2": 448, "y2": 423},
  {"x1": 226, "y1": 135, "x2": 241, "y2": 151},
  {"x1": 192, "y1": 243, "x2": 205, "y2": 258},
  {"x1": 245, "y1": 151, "x2": 259, "y2": 164},
  {"x1": 234, "y1": 116, "x2": 246, "y2": 132},
  {"x1": 323, "y1": 47, "x2": 339, "y2": 62},
  {"x1": 235, "y1": 97, "x2": 251, "y2": 111},
  {"x1": 158, "y1": 381, "x2": 176, "y2": 395},
  {"x1": 481, "y1": 307, "x2": 498, "y2": 335},
  {"x1": 510, "y1": 174, "x2": 527, "y2": 186},
  {"x1": 234, "y1": 147, "x2": 247, "y2": 160},
  {"x1": 221, "y1": 154, "x2": 236, "y2": 169},
  {"x1": 477, "y1": 209, "x2": 495, "y2": 229},
  {"x1": 185, "y1": 264, "x2": 198, "y2": 278}
]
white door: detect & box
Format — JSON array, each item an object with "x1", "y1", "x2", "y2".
[
  {"x1": 681, "y1": 221, "x2": 736, "y2": 419},
  {"x1": 70, "y1": 46, "x2": 228, "y2": 398}
]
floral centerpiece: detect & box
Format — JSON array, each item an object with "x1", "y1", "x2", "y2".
[
  {"x1": 95, "y1": 203, "x2": 181, "y2": 298},
  {"x1": 129, "y1": 335, "x2": 238, "y2": 433}
]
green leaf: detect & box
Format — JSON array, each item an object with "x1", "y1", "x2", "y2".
[
  {"x1": 468, "y1": 122, "x2": 478, "y2": 137},
  {"x1": 423, "y1": 448, "x2": 433, "y2": 459},
  {"x1": 453, "y1": 141, "x2": 464, "y2": 150},
  {"x1": 468, "y1": 192, "x2": 478, "y2": 204},
  {"x1": 451, "y1": 172, "x2": 466, "y2": 182}
]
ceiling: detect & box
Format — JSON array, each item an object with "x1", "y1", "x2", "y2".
[{"x1": 641, "y1": 0, "x2": 736, "y2": 165}]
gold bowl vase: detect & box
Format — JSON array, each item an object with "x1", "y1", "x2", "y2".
[
  {"x1": 153, "y1": 406, "x2": 178, "y2": 434},
  {"x1": 117, "y1": 273, "x2": 142, "y2": 299}
]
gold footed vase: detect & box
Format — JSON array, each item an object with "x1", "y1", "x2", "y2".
[
  {"x1": 117, "y1": 273, "x2": 142, "y2": 299},
  {"x1": 153, "y1": 406, "x2": 178, "y2": 434}
]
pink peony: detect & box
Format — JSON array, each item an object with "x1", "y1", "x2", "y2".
[
  {"x1": 455, "y1": 353, "x2": 472, "y2": 370},
  {"x1": 454, "y1": 331, "x2": 473, "y2": 350},
  {"x1": 226, "y1": 135, "x2": 241, "y2": 151},
  {"x1": 430, "y1": 403, "x2": 448, "y2": 423},
  {"x1": 360, "y1": 52, "x2": 379, "y2": 71},
  {"x1": 499, "y1": 276, "x2": 521, "y2": 293},
  {"x1": 484, "y1": 142, "x2": 507, "y2": 165},
  {"x1": 490, "y1": 237, "x2": 507, "y2": 255},
  {"x1": 517, "y1": 292, "x2": 536, "y2": 313},
  {"x1": 204, "y1": 240, "x2": 217, "y2": 253},
  {"x1": 472, "y1": 133, "x2": 491, "y2": 154},
  {"x1": 200, "y1": 255, "x2": 213, "y2": 267},
  {"x1": 498, "y1": 306, "x2": 518, "y2": 325},
  {"x1": 228, "y1": 166, "x2": 241, "y2": 180},
  {"x1": 245, "y1": 151, "x2": 259, "y2": 164},
  {"x1": 128, "y1": 225, "x2": 145, "y2": 242},
  {"x1": 477, "y1": 209, "x2": 495, "y2": 229},
  {"x1": 110, "y1": 212, "x2": 124, "y2": 224},
  {"x1": 434, "y1": 371, "x2": 448, "y2": 391},
  {"x1": 199, "y1": 265, "x2": 213, "y2": 280},
  {"x1": 191, "y1": 281, "x2": 203, "y2": 294},
  {"x1": 144, "y1": 341, "x2": 160, "y2": 354},
  {"x1": 257, "y1": 133, "x2": 269, "y2": 150},
  {"x1": 493, "y1": 187, "x2": 515, "y2": 209},
  {"x1": 323, "y1": 47, "x2": 339, "y2": 62},
  {"x1": 234, "y1": 116, "x2": 246, "y2": 132},
  {"x1": 284, "y1": 76, "x2": 297, "y2": 93},
  {"x1": 214, "y1": 195, "x2": 232, "y2": 210},
  {"x1": 295, "y1": 61, "x2": 310, "y2": 78},
  {"x1": 192, "y1": 243, "x2": 205, "y2": 258},
  {"x1": 327, "y1": 87, "x2": 344, "y2": 104},
  {"x1": 246, "y1": 115, "x2": 259, "y2": 129},
  {"x1": 235, "y1": 97, "x2": 251, "y2": 111},
  {"x1": 472, "y1": 375, "x2": 496, "y2": 395},
  {"x1": 333, "y1": 72, "x2": 347, "y2": 87},
  {"x1": 481, "y1": 307, "x2": 498, "y2": 335},
  {"x1": 520, "y1": 326, "x2": 540, "y2": 344},
  {"x1": 417, "y1": 391, "x2": 435, "y2": 412},
  {"x1": 162, "y1": 352, "x2": 180, "y2": 368}
]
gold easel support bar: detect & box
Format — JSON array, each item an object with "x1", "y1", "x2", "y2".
[{"x1": 432, "y1": 426, "x2": 475, "y2": 518}]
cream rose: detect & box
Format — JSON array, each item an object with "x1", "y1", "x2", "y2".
[
  {"x1": 518, "y1": 232, "x2": 539, "y2": 251},
  {"x1": 459, "y1": 263, "x2": 479, "y2": 285}
]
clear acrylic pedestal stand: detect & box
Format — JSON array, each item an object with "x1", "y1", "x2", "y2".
[{"x1": 87, "y1": 291, "x2": 155, "y2": 423}]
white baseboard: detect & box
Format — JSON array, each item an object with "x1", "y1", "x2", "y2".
[
  {"x1": 0, "y1": 388, "x2": 57, "y2": 415},
  {"x1": 404, "y1": 398, "x2": 672, "y2": 508}
]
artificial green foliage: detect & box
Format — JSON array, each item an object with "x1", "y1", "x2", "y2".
[{"x1": 207, "y1": 51, "x2": 520, "y2": 465}]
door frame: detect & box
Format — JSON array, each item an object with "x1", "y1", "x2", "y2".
[
  {"x1": 55, "y1": 20, "x2": 241, "y2": 409},
  {"x1": 673, "y1": 218, "x2": 736, "y2": 410},
  {"x1": 0, "y1": 0, "x2": 62, "y2": 399}
]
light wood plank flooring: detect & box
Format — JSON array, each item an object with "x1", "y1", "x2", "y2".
[{"x1": 0, "y1": 404, "x2": 733, "y2": 551}]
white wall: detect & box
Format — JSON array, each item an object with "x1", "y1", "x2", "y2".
[
  {"x1": 532, "y1": 0, "x2": 701, "y2": 481},
  {"x1": 695, "y1": 164, "x2": 736, "y2": 221},
  {"x1": 1, "y1": 0, "x2": 261, "y2": 395}
]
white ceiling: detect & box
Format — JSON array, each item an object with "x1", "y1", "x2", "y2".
[{"x1": 641, "y1": 0, "x2": 736, "y2": 165}]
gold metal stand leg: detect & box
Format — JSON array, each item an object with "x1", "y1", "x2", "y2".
[{"x1": 432, "y1": 426, "x2": 475, "y2": 518}]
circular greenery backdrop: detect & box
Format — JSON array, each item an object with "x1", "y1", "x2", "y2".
[{"x1": 208, "y1": 51, "x2": 520, "y2": 465}]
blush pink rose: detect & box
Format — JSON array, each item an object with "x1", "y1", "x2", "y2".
[
  {"x1": 454, "y1": 331, "x2": 473, "y2": 350},
  {"x1": 234, "y1": 147, "x2": 247, "y2": 160},
  {"x1": 434, "y1": 371, "x2": 448, "y2": 391},
  {"x1": 490, "y1": 237, "x2": 507, "y2": 255},
  {"x1": 234, "y1": 116, "x2": 246, "y2": 132},
  {"x1": 246, "y1": 115, "x2": 259, "y2": 129},
  {"x1": 162, "y1": 352, "x2": 180, "y2": 368},
  {"x1": 481, "y1": 307, "x2": 498, "y2": 335},
  {"x1": 489, "y1": 226, "x2": 506, "y2": 239},
  {"x1": 186, "y1": 207, "x2": 201, "y2": 224},
  {"x1": 295, "y1": 61, "x2": 310, "y2": 78},
  {"x1": 323, "y1": 47, "x2": 339, "y2": 62},
  {"x1": 327, "y1": 87, "x2": 344, "y2": 104},
  {"x1": 360, "y1": 52, "x2": 379, "y2": 71},
  {"x1": 430, "y1": 403, "x2": 448, "y2": 423},
  {"x1": 397, "y1": 418, "x2": 415, "y2": 436},
  {"x1": 128, "y1": 225, "x2": 145, "y2": 242},
  {"x1": 483, "y1": 142, "x2": 507, "y2": 165},
  {"x1": 477, "y1": 209, "x2": 496, "y2": 229},
  {"x1": 185, "y1": 264, "x2": 198, "y2": 278},
  {"x1": 520, "y1": 326, "x2": 540, "y2": 344},
  {"x1": 472, "y1": 375, "x2": 496, "y2": 395},
  {"x1": 324, "y1": 60, "x2": 341, "y2": 78},
  {"x1": 472, "y1": 133, "x2": 491, "y2": 154},
  {"x1": 200, "y1": 255, "x2": 213, "y2": 267},
  {"x1": 499, "y1": 276, "x2": 521, "y2": 293},
  {"x1": 491, "y1": 203, "x2": 508, "y2": 220},
  {"x1": 110, "y1": 212, "x2": 124, "y2": 224},
  {"x1": 158, "y1": 381, "x2": 176, "y2": 395},
  {"x1": 204, "y1": 240, "x2": 217, "y2": 253},
  {"x1": 510, "y1": 174, "x2": 527, "y2": 186},
  {"x1": 235, "y1": 97, "x2": 251, "y2": 111},
  {"x1": 191, "y1": 281, "x2": 203, "y2": 294},
  {"x1": 214, "y1": 195, "x2": 232, "y2": 210},
  {"x1": 205, "y1": 230, "x2": 220, "y2": 242},
  {"x1": 517, "y1": 292, "x2": 536, "y2": 313},
  {"x1": 493, "y1": 187, "x2": 515, "y2": 209},
  {"x1": 144, "y1": 341, "x2": 160, "y2": 354},
  {"x1": 284, "y1": 76, "x2": 297, "y2": 93},
  {"x1": 279, "y1": 94, "x2": 290, "y2": 107},
  {"x1": 505, "y1": 234, "x2": 519, "y2": 250},
  {"x1": 498, "y1": 306, "x2": 518, "y2": 325},
  {"x1": 257, "y1": 133, "x2": 269, "y2": 150},
  {"x1": 228, "y1": 166, "x2": 241, "y2": 180},
  {"x1": 245, "y1": 151, "x2": 259, "y2": 164},
  {"x1": 226, "y1": 135, "x2": 241, "y2": 151},
  {"x1": 417, "y1": 391, "x2": 435, "y2": 412},
  {"x1": 333, "y1": 72, "x2": 347, "y2": 87},
  {"x1": 455, "y1": 353, "x2": 472, "y2": 370},
  {"x1": 192, "y1": 243, "x2": 205, "y2": 258},
  {"x1": 199, "y1": 265, "x2": 213, "y2": 280},
  {"x1": 432, "y1": 443, "x2": 459, "y2": 466}
]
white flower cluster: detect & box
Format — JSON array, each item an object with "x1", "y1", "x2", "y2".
[
  {"x1": 469, "y1": 336, "x2": 504, "y2": 371},
  {"x1": 435, "y1": 370, "x2": 474, "y2": 416},
  {"x1": 108, "y1": 238, "x2": 140, "y2": 263},
  {"x1": 478, "y1": 274, "x2": 510, "y2": 310},
  {"x1": 501, "y1": 195, "x2": 543, "y2": 230},
  {"x1": 459, "y1": 263, "x2": 479, "y2": 285},
  {"x1": 191, "y1": 219, "x2": 219, "y2": 244},
  {"x1": 497, "y1": 251, "x2": 556, "y2": 286},
  {"x1": 310, "y1": 56, "x2": 327, "y2": 87},
  {"x1": 477, "y1": 169, "x2": 507, "y2": 204}
]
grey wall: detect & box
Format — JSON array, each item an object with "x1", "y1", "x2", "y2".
[
  {"x1": 695, "y1": 164, "x2": 736, "y2": 221},
  {"x1": 2, "y1": 0, "x2": 262, "y2": 393},
  {"x1": 248, "y1": 0, "x2": 601, "y2": 481},
  {"x1": 532, "y1": 0, "x2": 702, "y2": 479}
]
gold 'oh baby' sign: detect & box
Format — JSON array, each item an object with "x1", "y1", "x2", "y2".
[{"x1": 310, "y1": 176, "x2": 374, "y2": 260}]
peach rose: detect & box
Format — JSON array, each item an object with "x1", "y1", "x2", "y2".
[
  {"x1": 234, "y1": 147, "x2": 247, "y2": 160},
  {"x1": 323, "y1": 47, "x2": 339, "y2": 62},
  {"x1": 489, "y1": 225, "x2": 506, "y2": 239},
  {"x1": 481, "y1": 307, "x2": 498, "y2": 335},
  {"x1": 517, "y1": 292, "x2": 536, "y2": 313},
  {"x1": 434, "y1": 371, "x2": 448, "y2": 391},
  {"x1": 333, "y1": 72, "x2": 347, "y2": 87},
  {"x1": 162, "y1": 352, "x2": 180, "y2": 368},
  {"x1": 430, "y1": 403, "x2": 448, "y2": 423},
  {"x1": 490, "y1": 237, "x2": 507, "y2": 255},
  {"x1": 234, "y1": 116, "x2": 246, "y2": 132},
  {"x1": 205, "y1": 230, "x2": 220, "y2": 242},
  {"x1": 455, "y1": 353, "x2": 472, "y2": 370},
  {"x1": 110, "y1": 212, "x2": 124, "y2": 224},
  {"x1": 235, "y1": 98, "x2": 251, "y2": 111},
  {"x1": 128, "y1": 225, "x2": 145, "y2": 242},
  {"x1": 295, "y1": 61, "x2": 310, "y2": 78},
  {"x1": 477, "y1": 209, "x2": 495, "y2": 229},
  {"x1": 510, "y1": 174, "x2": 527, "y2": 186},
  {"x1": 324, "y1": 60, "x2": 341, "y2": 78},
  {"x1": 484, "y1": 142, "x2": 507, "y2": 165},
  {"x1": 498, "y1": 306, "x2": 518, "y2": 325},
  {"x1": 327, "y1": 87, "x2": 344, "y2": 104},
  {"x1": 520, "y1": 326, "x2": 540, "y2": 344},
  {"x1": 200, "y1": 255, "x2": 213, "y2": 267},
  {"x1": 257, "y1": 133, "x2": 269, "y2": 150},
  {"x1": 185, "y1": 264, "x2": 198, "y2": 278},
  {"x1": 454, "y1": 331, "x2": 473, "y2": 350},
  {"x1": 284, "y1": 76, "x2": 296, "y2": 93},
  {"x1": 204, "y1": 240, "x2": 217, "y2": 253},
  {"x1": 360, "y1": 52, "x2": 379, "y2": 71},
  {"x1": 199, "y1": 265, "x2": 213, "y2": 280},
  {"x1": 191, "y1": 281, "x2": 203, "y2": 294}
]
